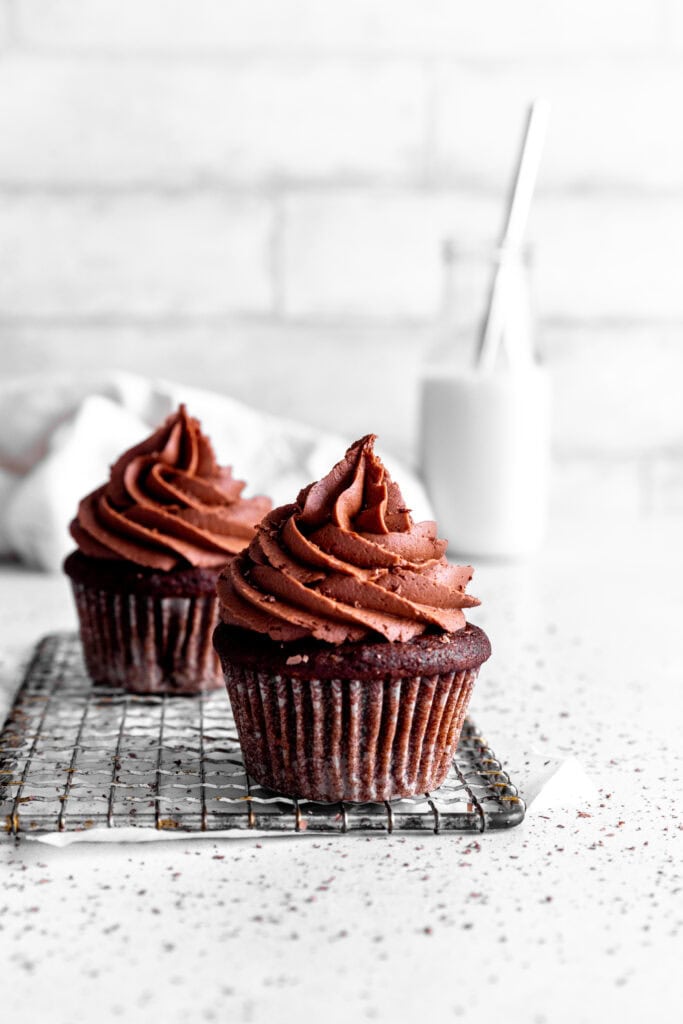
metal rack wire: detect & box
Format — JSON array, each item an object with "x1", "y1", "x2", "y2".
[{"x1": 1, "y1": 633, "x2": 525, "y2": 837}]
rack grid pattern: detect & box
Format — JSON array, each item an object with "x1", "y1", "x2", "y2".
[{"x1": 1, "y1": 634, "x2": 525, "y2": 837}]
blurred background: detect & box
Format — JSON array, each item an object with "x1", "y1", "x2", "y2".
[{"x1": 1, "y1": 0, "x2": 681, "y2": 543}]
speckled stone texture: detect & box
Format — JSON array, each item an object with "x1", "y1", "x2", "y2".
[
  {"x1": 65, "y1": 553, "x2": 223, "y2": 695},
  {"x1": 214, "y1": 624, "x2": 490, "y2": 801}
]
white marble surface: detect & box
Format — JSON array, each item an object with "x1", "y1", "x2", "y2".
[{"x1": 1, "y1": 523, "x2": 681, "y2": 1024}]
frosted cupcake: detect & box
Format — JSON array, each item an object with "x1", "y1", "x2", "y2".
[
  {"x1": 213, "y1": 435, "x2": 490, "y2": 801},
  {"x1": 64, "y1": 405, "x2": 271, "y2": 694}
]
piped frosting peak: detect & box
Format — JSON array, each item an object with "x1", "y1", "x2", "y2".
[
  {"x1": 70, "y1": 405, "x2": 271, "y2": 570},
  {"x1": 217, "y1": 434, "x2": 479, "y2": 643}
]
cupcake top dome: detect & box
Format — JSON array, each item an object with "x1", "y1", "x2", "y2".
[
  {"x1": 217, "y1": 434, "x2": 479, "y2": 643},
  {"x1": 70, "y1": 404, "x2": 271, "y2": 570}
]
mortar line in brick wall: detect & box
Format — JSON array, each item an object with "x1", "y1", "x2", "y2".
[
  {"x1": 539, "y1": 315, "x2": 683, "y2": 330},
  {"x1": 0, "y1": 45, "x2": 670, "y2": 65},
  {"x1": 269, "y1": 193, "x2": 286, "y2": 318},
  {"x1": 553, "y1": 450, "x2": 683, "y2": 469},
  {"x1": 637, "y1": 456, "x2": 655, "y2": 519},
  {"x1": 0, "y1": 312, "x2": 439, "y2": 330},
  {"x1": 3, "y1": 0, "x2": 20, "y2": 47},
  {"x1": 0, "y1": 181, "x2": 289, "y2": 198},
  {"x1": 0, "y1": 317, "x2": 437, "y2": 344},
  {"x1": 553, "y1": 451, "x2": 649, "y2": 463},
  {"x1": 2, "y1": 180, "x2": 683, "y2": 200},
  {"x1": 0, "y1": 182, "x2": 443, "y2": 197},
  {"x1": 658, "y1": 0, "x2": 677, "y2": 55},
  {"x1": 1, "y1": 313, "x2": 681, "y2": 331},
  {"x1": 420, "y1": 58, "x2": 438, "y2": 188},
  {"x1": 0, "y1": 45, "x2": 481, "y2": 66}
]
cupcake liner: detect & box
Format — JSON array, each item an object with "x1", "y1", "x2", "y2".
[
  {"x1": 70, "y1": 581, "x2": 223, "y2": 695},
  {"x1": 222, "y1": 664, "x2": 479, "y2": 802}
]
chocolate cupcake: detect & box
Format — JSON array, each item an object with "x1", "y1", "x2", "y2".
[
  {"x1": 65, "y1": 405, "x2": 271, "y2": 694},
  {"x1": 213, "y1": 435, "x2": 490, "y2": 802}
]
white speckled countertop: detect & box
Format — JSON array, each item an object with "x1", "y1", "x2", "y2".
[{"x1": 1, "y1": 522, "x2": 681, "y2": 1024}]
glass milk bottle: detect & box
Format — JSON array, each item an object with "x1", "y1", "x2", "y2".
[{"x1": 419, "y1": 241, "x2": 552, "y2": 560}]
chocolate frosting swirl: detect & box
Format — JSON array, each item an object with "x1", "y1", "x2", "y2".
[
  {"x1": 217, "y1": 434, "x2": 479, "y2": 643},
  {"x1": 70, "y1": 405, "x2": 271, "y2": 571}
]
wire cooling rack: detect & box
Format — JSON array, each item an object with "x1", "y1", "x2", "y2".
[{"x1": 0, "y1": 633, "x2": 525, "y2": 838}]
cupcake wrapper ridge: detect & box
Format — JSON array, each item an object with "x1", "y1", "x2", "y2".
[
  {"x1": 71, "y1": 581, "x2": 223, "y2": 695},
  {"x1": 222, "y1": 663, "x2": 478, "y2": 802}
]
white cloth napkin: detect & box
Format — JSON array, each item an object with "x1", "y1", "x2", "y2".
[{"x1": 0, "y1": 370, "x2": 432, "y2": 572}]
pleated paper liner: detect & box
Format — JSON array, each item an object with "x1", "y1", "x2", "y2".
[
  {"x1": 224, "y1": 663, "x2": 478, "y2": 802},
  {"x1": 70, "y1": 581, "x2": 223, "y2": 695}
]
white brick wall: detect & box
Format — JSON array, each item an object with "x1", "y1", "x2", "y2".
[
  {"x1": 543, "y1": 325, "x2": 683, "y2": 458},
  {"x1": 646, "y1": 457, "x2": 683, "y2": 517},
  {"x1": 666, "y1": 2, "x2": 683, "y2": 55},
  {"x1": 283, "y1": 191, "x2": 683, "y2": 322},
  {"x1": 0, "y1": 194, "x2": 273, "y2": 315},
  {"x1": 0, "y1": 56, "x2": 426, "y2": 186},
  {"x1": 533, "y1": 197, "x2": 683, "y2": 321},
  {"x1": 281, "y1": 191, "x2": 500, "y2": 319},
  {"x1": 14, "y1": 1, "x2": 665, "y2": 57},
  {"x1": 0, "y1": 0, "x2": 681, "y2": 531},
  {"x1": 0, "y1": 3, "x2": 10, "y2": 49},
  {"x1": 434, "y1": 60, "x2": 683, "y2": 191},
  {"x1": 549, "y1": 458, "x2": 644, "y2": 543}
]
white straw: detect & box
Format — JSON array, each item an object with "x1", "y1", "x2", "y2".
[{"x1": 476, "y1": 98, "x2": 550, "y2": 373}]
